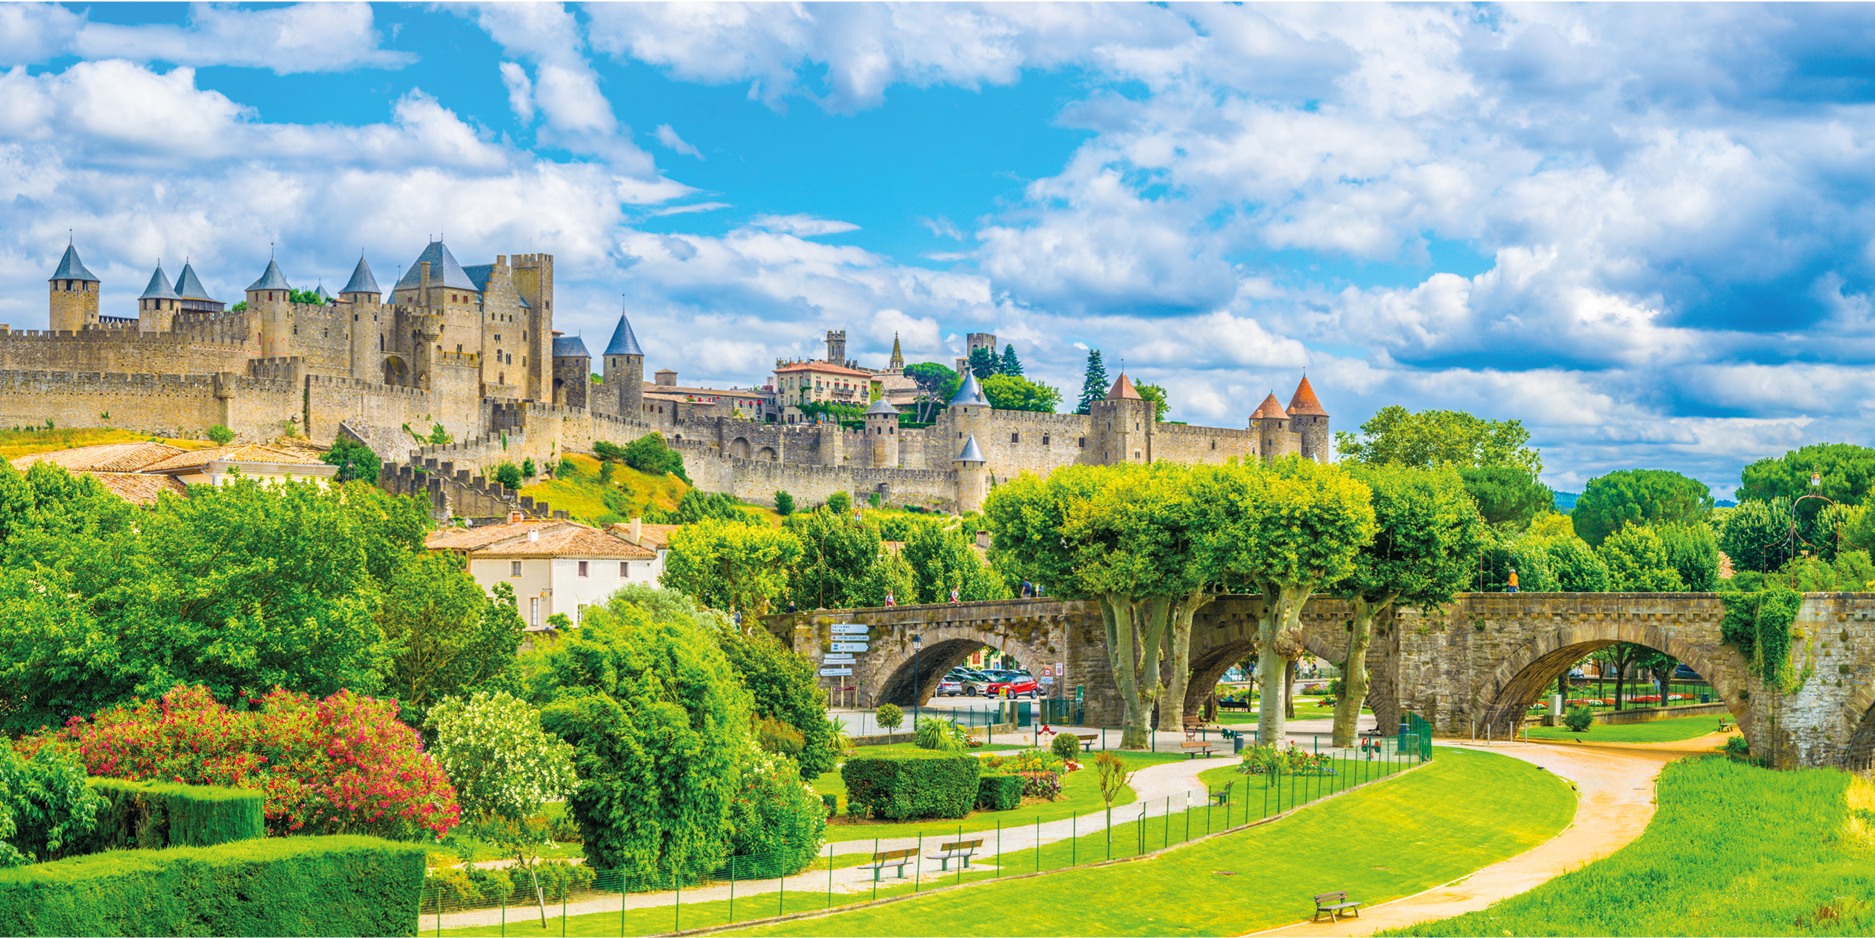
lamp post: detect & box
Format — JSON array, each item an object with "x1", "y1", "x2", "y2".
[{"x1": 912, "y1": 633, "x2": 923, "y2": 725}]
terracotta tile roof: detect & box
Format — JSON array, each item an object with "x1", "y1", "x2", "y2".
[
  {"x1": 12, "y1": 441, "x2": 187, "y2": 473},
  {"x1": 774, "y1": 361, "x2": 873, "y2": 378},
  {"x1": 1285, "y1": 376, "x2": 1328, "y2": 417},
  {"x1": 139, "y1": 444, "x2": 327, "y2": 474},
  {"x1": 1107, "y1": 373, "x2": 1142, "y2": 400},
  {"x1": 471, "y1": 524, "x2": 655, "y2": 559},
  {"x1": 426, "y1": 520, "x2": 573, "y2": 552},
  {"x1": 83, "y1": 472, "x2": 188, "y2": 506},
  {"x1": 606, "y1": 522, "x2": 680, "y2": 550},
  {"x1": 1251, "y1": 393, "x2": 1286, "y2": 420}
]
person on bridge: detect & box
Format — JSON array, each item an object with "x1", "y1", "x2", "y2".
[
  {"x1": 949, "y1": 587, "x2": 960, "y2": 603},
  {"x1": 885, "y1": 591, "x2": 897, "y2": 607},
  {"x1": 1508, "y1": 568, "x2": 1520, "y2": 593},
  {"x1": 1020, "y1": 578, "x2": 1035, "y2": 598}
]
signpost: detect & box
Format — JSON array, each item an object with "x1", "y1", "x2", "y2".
[
  {"x1": 823, "y1": 654, "x2": 856, "y2": 664},
  {"x1": 830, "y1": 641, "x2": 869, "y2": 653},
  {"x1": 818, "y1": 667, "x2": 853, "y2": 677},
  {"x1": 829, "y1": 623, "x2": 869, "y2": 635}
]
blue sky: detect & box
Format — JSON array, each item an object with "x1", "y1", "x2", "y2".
[{"x1": 6, "y1": 3, "x2": 1875, "y2": 498}]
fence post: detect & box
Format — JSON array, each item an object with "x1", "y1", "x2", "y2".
[
  {"x1": 674, "y1": 877, "x2": 680, "y2": 934},
  {"x1": 1035, "y1": 817, "x2": 1041, "y2": 872},
  {"x1": 872, "y1": 838, "x2": 880, "y2": 901},
  {"x1": 1163, "y1": 796, "x2": 1169, "y2": 849},
  {"x1": 619, "y1": 872, "x2": 626, "y2": 938},
  {"x1": 1071, "y1": 813, "x2": 1076, "y2": 866},
  {"x1": 996, "y1": 823, "x2": 1001, "y2": 878},
  {"x1": 956, "y1": 825, "x2": 964, "y2": 886},
  {"x1": 501, "y1": 887, "x2": 506, "y2": 938},
  {"x1": 561, "y1": 879, "x2": 567, "y2": 938},
  {"x1": 778, "y1": 852, "x2": 786, "y2": 915},
  {"x1": 827, "y1": 843, "x2": 834, "y2": 910},
  {"x1": 914, "y1": 834, "x2": 922, "y2": 893},
  {"x1": 728, "y1": 856, "x2": 736, "y2": 924}
]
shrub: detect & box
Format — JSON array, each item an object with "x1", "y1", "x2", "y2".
[
  {"x1": 717, "y1": 627, "x2": 837, "y2": 778},
  {"x1": 1564, "y1": 704, "x2": 1595, "y2": 733},
  {"x1": 0, "y1": 834, "x2": 424, "y2": 937},
  {"x1": 520, "y1": 457, "x2": 537, "y2": 478},
  {"x1": 83, "y1": 780, "x2": 265, "y2": 852},
  {"x1": 206, "y1": 424, "x2": 235, "y2": 445},
  {"x1": 0, "y1": 745, "x2": 106, "y2": 867},
  {"x1": 1050, "y1": 734, "x2": 1081, "y2": 760},
  {"x1": 1723, "y1": 734, "x2": 1750, "y2": 759},
  {"x1": 323, "y1": 437, "x2": 380, "y2": 484},
  {"x1": 755, "y1": 716, "x2": 806, "y2": 757},
  {"x1": 981, "y1": 749, "x2": 1065, "y2": 776},
  {"x1": 976, "y1": 774, "x2": 1022, "y2": 811},
  {"x1": 821, "y1": 793, "x2": 839, "y2": 815},
  {"x1": 841, "y1": 753, "x2": 980, "y2": 820},
  {"x1": 875, "y1": 703, "x2": 904, "y2": 732},
  {"x1": 494, "y1": 463, "x2": 523, "y2": 490},
  {"x1": 723, "y1": 751, "x2": 827, "y2": 878},
  {"x1": 827, "y1": 491, "x2": 852, "y2": 516},
  {"x1": 1017, "y1": 771, "x2": 1062, "y2": 800},
  {"x1": 914, "y1": 716, "x2": 965, "y2": 752},
  {"x1": 774, "y1": 490, "x2": 795, "y2": 516}
]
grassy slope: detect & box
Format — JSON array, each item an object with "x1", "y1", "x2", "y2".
[
  {"x1": 515, "y1": 454, "x2": 688, "y2": 524},
  {"x1": 1387, "y1": 758, "x2": 1875, "y2": 937},
  {"x1": 0, "y1": 427, "x2": 215, "y2": 461},
  {"x1": 1523, "y1": 712, "x2": 1727, "y2": 744}
]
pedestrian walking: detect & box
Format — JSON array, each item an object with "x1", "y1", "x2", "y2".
[
  {"x1": 1508, "y1": 568, "x2": 1520, "y2": 593},
  {"x1": 949, "y1": 587, "x2": 960, "y2": 603}
]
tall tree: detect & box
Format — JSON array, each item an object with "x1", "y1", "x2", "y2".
[
  {"x1": 1201, "y1": 457, "x2": 1376, "y2": 747},
  {"x1": 1719, "y1": 496, "x2": 1797, "y2": 574},
  {"x1": 784, "y1": 507, "x2": 889, "y2": 611},
  {"x1": 900, "y1": 519, "x2": 1009, "y2": 604},
  {"x1": 1329, "y1": 465, "x2": 1482, "y2": 746},
  {"x1": 1597, "y1": 525, "x2": 1686, "y2": 591},
  {"x1": 1539, "y1": 535, "x2": 1611, "y2": 592},
  {"x1": 1075, "y1": 350, "x2": 1109, "y2": 415},
  {"x1": 967, "y1": 347, "x2": 1002, "y2": 380},
  {"x1": 903, "y1": 362, "x2": 959, "y2": 422},
  {"x1": 1572, "y1": 469, "x2": 1713, "y2": 546},
  {"x1": 999, "y1": 344, "x2": 1024, "y2": 377},
  {"x1": 1458, "y1": 465, "x2": 1554, "y2": 529},
  {"x1": 1334, "y1": 406, "x2": 1543, "y2": 477},
  {"x1": 980, "y1": 374, "x2": 1062, "y2": 413},
  {"x1": 1135, "y1": 384, "x2": 1170, "y2": 422},
  {"x1": 660, "y1": 519, "x2": 804, "y2": 621},
  {"x1": 377, "y1": 552, "x2": 526, "y2": 723},
  {"x1": 1739, "y1": 442, "x2": 1875, "y2": 506}
]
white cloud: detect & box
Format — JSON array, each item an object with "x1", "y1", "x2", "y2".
[
  {"x1": 0, "y1": 3, "x2": 415, "y2": 74},
  {"x1": 654, "y1": 124, "x2": 704, "y2": 159},
  {"x1": 749, "y1": 214, "x2": 861, "y2": 237},
  {"x1": 499, "y1": 61, "x2": 535, "y2": 124}
]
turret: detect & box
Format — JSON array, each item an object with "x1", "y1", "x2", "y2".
[
  {"x1": 173, "y1": 262, "x2": 224, "y2": 313},
  {"x1": 47, "y1": 242, "x2": 100, "y2": 332},
  {"x1": 137, "y1": 263, "x2": 181, "y2": 333},
  {"x1": 551, "y1": 333, "x2": 591, "y2": 408},
  {"x1": 603, "y1": 312, "x2": 645, "y2": 418},
  {"x1": 944, "y1": 368, "x2": 991, "y2": 464},
  {"x1": 953, "y1": 433, "x2": 989, "y2": 512},
  {"x1": 340, "y1": 256, "x2": 382, "y2": 380},
  {"x1": 825, "y1": 329, "x2": 847, "y2": 365},
  {"x1": 864, "y1": 397, "x2": 900, "y2": 468},
  {"x1": 245, "y1": 257, "x2": 292, "y2": 356},
  {"x1": 1285, "y1": 376, "x2": 1331, "y2": 463},
  {"x1": 1091, "y1": 372, "x2": 1153, "y2": 464},
  {"x1": 1251, "y1": 392, "x2": 1290, "y2": 464}
]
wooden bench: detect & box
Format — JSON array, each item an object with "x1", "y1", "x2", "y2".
[
  {"x1": 1313, "y1": 890, "x2": 1362, "y2": 922},
  {"x1": 1074, "y1": 733, "x2": 1098, "y2": 749},
  {"x1": 1210, "y1": 779, "x2": 1235, "y2": 806},
  {"x1": 1182, "y1": 740, "x2": 1219, "y2": 759},
  {"x1": 857, "y1": 848, "x2": 918, "y2": 881},
  {"x1": 1718, "y1": 719, "x2": 1734, "y2": 733},
  {"x1": 925, "y1": 838, "x2": 982, "y2": 871}
]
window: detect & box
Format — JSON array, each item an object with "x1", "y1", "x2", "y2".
[
  {"x1": 1078, "y1": 437, "x2": 1086, "y2": 448},
  {"x1": 1042, "y1": 435, "x2": 1050, "y2": 446},
  {"x1": 529, "y1": 597, "x2": 539, "y2": 628},
  {"x1": 511, "y1": 561, "x2": 522, "y2": 577},
  {"x1": 576, "y1": 603, "x2": 587, "y2": 623},
  {"x1": 1011, "y1": 432, "x2": 1020, "y2": 443},
  {"x1": 620, "y1": 561, "x2": 630, "y2": 578},
  {"x1": 578, "y1": 560, "x2": 589, "y2": 577}
]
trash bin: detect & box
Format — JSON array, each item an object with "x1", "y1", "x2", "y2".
[
  {"x1": 1233, "y1": 734, "x2": 1245, "y2": 754},
  {"x1": 1700, "y1": 693, "x2": 1710, "y2": 704}
]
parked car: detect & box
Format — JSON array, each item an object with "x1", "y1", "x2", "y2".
[
  {"x1": 936, "y1": 677, "x2": 967, "y2": 697},
  {"x1": 1672, "y1": 663, "x2": 1701, "y2": 681},
  {"x1": 986, "y1": 677, "x2": 1040, "y2": 699}
]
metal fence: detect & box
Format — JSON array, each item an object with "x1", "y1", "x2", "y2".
[
  {"x1": 416, "y1": 737, "x2": 1431, "y2": 937},
  {"x1": 1400, "y1": 713, "x2": 1433, "y2": 762}
]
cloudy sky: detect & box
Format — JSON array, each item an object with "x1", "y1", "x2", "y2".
[{"x1": 6, "y1": 3, "x2": 1875, "y2": 498}]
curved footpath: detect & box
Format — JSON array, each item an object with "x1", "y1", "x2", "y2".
[{"x1": 1249, "y1": 732, "x2": 1734, "y2": 937}]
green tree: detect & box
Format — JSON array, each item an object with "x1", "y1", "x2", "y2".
[
  {"x1": 646, "y1": 489, "x2": 758, "y2": 526},
  {"x1": 206, "y1": 424, "x2": 235, "y2": 445},
  {"x1": 1075, "y1": 349, "x2": 1109, "y2": 415},
  {"x1": 979, "y1": 374, "x2": 1061, "y2": 413},
  {"x1": 967, "y1": 347, "x2": 1002, "y2": 380},
  {"x1": 900, "y1": 519, "x2": 1010, "y2": 604},
  {"x1": 999, "y1": 345, "x2": 1023, "y2": 377},
  {"x1": 1597, "y1": 525, "x2": 1686, "y2": 591},
  {"x1": 904, "y1": 363, "x2": 960, "y2": 423},
  {"x1": 494, "y1": 462, "x2": 523, "y2": 490},
  {"x1": 1720, "y1": 497, "x2": 1796, "y2": 574},
  {"x1": 1540, "y1": 535, "x2": 1611, "y2": 592},
  {"x1": 324, "y1": 437, "x2": 380, "y2": 484},
  {"x1": 287, "y1": 288, "x2": 328, "y2": 306},
  {"x1": 1458, "y1": 465, "x2": 1553, "y2": 529},
  {"x1": 1135, "y1": 384, "x2": 1170, "y2": 423},
  {"x1": 714, "y1": 623, "x2": 837, "y2": 779},
  {"x1": 1201, "y1": 457, "x2": 1375, "y2": 746},
  {"x1": 620, "y1": 432, "x2": 690, "y2": 484},
  {"x1": 1572, "y1": 469, "x2": 1713, "y2": 546},
  {"x1": 533, "y1": 591, "x2": 753, "y2": 880},
  {"x1": 1334, "y1": 406, "x2": 1543, "y2": 477},
  {"x1": 784, "y1": 506, "x2": 887, "y2": 611},
  {"x1": 521, "y1": 457, "x2": 537, "y2": 479},
  {"x1": 1330, "y1": 465, "x2": 1482, "y2": 746},
  {"x1": 1739, "y1": 442, "x2": 1875, "y2": 506},
  {"x1": 378, "y1": 552, "x2": 526, "y2": 723},
  {"x1": 659, "y1": 519, "x2": 803, "y2": 620},
  {"x1": 773, "y1": 490, "x2": 795, "y2": 516},
  {"x1": 1656, "y1": 522, "x2": 1721, "y2": 592},
  {"x1": 0, "y1": 745, "x2": 105, "y2": 867}
]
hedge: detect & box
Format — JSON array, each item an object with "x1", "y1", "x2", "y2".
[
  {"x1": 841, "y1": 752, "x2": 979, "y2": 820},
  {"x1": 0, "y1": 835, "x2": 426, "y2": 937},
  {"x1": 82, "y1": 780, "x2": 265, "y2": 852},
  {"x1": 976, "y1": 774, "x2": 1023, "y2": 811}
]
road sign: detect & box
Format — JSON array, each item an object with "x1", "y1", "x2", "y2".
[
  {"x1": 822, "y1": 654, "x2": 856, "y2": 664},
  {"x1": 829, "y1": 623, "x2": 869, "y2": 635},
  {"x1": 818, "y1": 667, "x2": 853, "y2": 677},
  {"x1": 1040, "y1": 676, "x2": 1055, "y2": 685},
  {"x1": 830, "y1": 642, "x2": 869, "y2": 653}
]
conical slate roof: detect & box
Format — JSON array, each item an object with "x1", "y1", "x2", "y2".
[
  {"x1": 314, "y1": 284, "x2": 331, "y2": 301},
  {"x1": 863, "y1": 397, "x2": 898, "y2": 416},
  {"x1": 552, "y1": 334, "x2": 591, "y2": 358},
  {"x1": 173, "y1": 262, "x2": 214, "y2": 301},
  {"x1": 954, "y1": 434, "x2": 986, "y2": 464},
  {"x1": 604, "y1": 314, "x2": 644, "y2": 356},
  {"x1": 1107, "y1": 373, "x2": 1142, "y2": 400},
  {"x1": 949, "y1": 370, "x2": 989, "y2": 407},
  {"x1": 341, "y1": 257, "x2": 380, "y2": 295},
  {"x1": 246, "y1": 258, "x2": 291, "y2": 292},
  {"x1": 49, "y1": 244, "x2": 98, "y2": 282},
  {"x1": 1285, "y1": 376, "x2": 1328, "y2": 417},
  {"x1": 139, "y1": 265, "x2": 180, "y2": 301},
  {"x1": 1251, "y1": 392, "x2": 1285, "y2": 421},
  {"x1": 392, "y1": 241, "x2": 478, "y2": 292}
]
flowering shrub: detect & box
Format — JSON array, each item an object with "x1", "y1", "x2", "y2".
[
  {"x1": 981, "y1": 748, "x2": 1066, "y2": 776},
  {"x1": 1016, "y1": 770, "x2": 1062, "y2": 800},
  {"x1": 35, "y1": 685, "x2": 459, "y2": 840},
  {"x1": 724, "y1": 751, "x2": 828, "y2": 877},
  {"x1": 1238, "y1": 743, "x2": 1335, "y2": 777}
]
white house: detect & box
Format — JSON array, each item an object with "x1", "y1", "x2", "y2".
[{"x1": 427, "y1": 516, "x2": 658, "y2": 629}]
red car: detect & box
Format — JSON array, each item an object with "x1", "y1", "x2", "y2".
[{"x1": 986, "y1": 677, "x2": 1040, "y2": 699}]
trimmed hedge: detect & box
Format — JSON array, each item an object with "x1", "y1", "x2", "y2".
[
  {"x1": 0, "y1": 835, "x2": 425, "y2": 937},
  {"x1": 83, "y1": 780, "x2": 265, "y2": 852},
  {"x1": 976, "y1": 774, "x2": 1023, "y2": 811},
  {"x1": 841, "y1": 752, "x2": 980, "y2": 820}
]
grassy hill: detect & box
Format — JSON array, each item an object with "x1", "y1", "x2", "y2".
[
  {"x1": 515, "y1": 453, "x2": 691, "y2": 524},
  {"x1": 0, "y1": 427, "x2": 216, "y2": 463}
]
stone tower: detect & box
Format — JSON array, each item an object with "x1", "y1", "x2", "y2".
[
  {"x1": 1252, "y1": 392, "x2": 1292, "y2": 463},
  {"x1": 47, "y1": 243, "x2": 100, "y2": 332},
  {"x1": 953, "y1": 433, "x2": 989, "y2": 512},
  {"x1": 246, "y1": 257, "x2": 293, "y2": 357},
  {"x1": 511, "y1": 253, "x2": 554, "y2": 402},
  {"x1": 173, "y1": 262, "x2": 223, "y2": 313},
  {"x1": 864, "y1": 397, "x2": 900, "y2": 468},
  {"x1": 137, "y1": 263, "x2": 181, "y2": 333},
  {"x1": 888, "y1": 332, "x2": 904, "y2": 373},
  {"x1": 551, "y1": 334, "x2": 590, "y2": 408},
  {"x1": 1091, "y1": 372, "x2": 1154, "y2": 464},
  {"x1": 340, "y1": 256, "x2": 382, "y2": 382},
  {"x1": 1285, "y1": 376, "x2": 1331, "y2": 463},
  {"x1": 825, "y1": 329, "x2": 847, "y2": 366},
  {"x1": 945, "y1": 369, "x2": 991, "y2": 464},
  {"x1": 958, "y1": 332, "x2": 997, "y2": 375},
  {"x1": 603, "y1": 312, "x2": 645, "y2": 419}
]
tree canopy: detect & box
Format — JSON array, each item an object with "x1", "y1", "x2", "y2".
[
  {"x1": 1075, "y1": 350, "x2": 1109, "y2": 415},
  {"x1": 903, "y1": 362, "x2": 961, "y2": 422},
  {"x1": 660, "y1": 517, "x2": 803, "y2": 619},
  {"x1": 1458, "y1": 465, "x2": 1554, "y2": 529},
  {"x1": 1572, "y1": 469, "x2": 1713, "y2": 546},
  {"x1": 1334, "y1": 406, "x2": 1543, "y2": 477},
  {"x1": 980, "y1": 374, "x2": 1062, "y2": 413},
  {"x1": 1739, "y1": 442, "x2": 1875, "y2": 506},
  {"x1": 1135, "y1": 384, "x2": 1170, "y2": 423}
]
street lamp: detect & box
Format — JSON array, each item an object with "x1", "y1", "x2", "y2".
[{"x1": 912, "y1": 633, "x2": 923, "y2": 725}]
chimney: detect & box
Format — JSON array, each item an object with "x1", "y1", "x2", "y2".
[
  {"x1": 419, "y1": 260, "x2": 431, "y2": 293},
  {"x1": 508, "y1": 509, "x2": 524, "y2": 524},
  {"x1": 528, "y1": 528, "x2": 540, "y2": 542},
  {"x1": 630, "y1": 517, "x2": 642, "y2": 544}
]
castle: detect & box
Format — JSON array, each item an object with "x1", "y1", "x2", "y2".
[{"x1": 15, "y1": 239, "x2": 1329, "y2": 516}]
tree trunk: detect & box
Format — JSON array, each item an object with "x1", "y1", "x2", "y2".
[
  {"x1": 1102, "y1": 595, "x2": 1170, "y2": 749},
  {"x1": 1332, "y1": 593, "x2": 1393, "y2": 747},
  {"x1": 1156, "y1": 589, "x2": 1213, "y2": 737},
  {"x1": 1254, "y1": 583, "x2": 1311, "y2": 748},
  {"x1": 1284, "y1": 659, "x2": 1296, "y2": 720}
]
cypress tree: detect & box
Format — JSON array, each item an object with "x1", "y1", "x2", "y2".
[
  {"x1": 1000, "y1": 344, "x2": 1023, "y2": 377},
  {"x1": 1075, "y1": 349, "x2": 1108, "y2": 415}
]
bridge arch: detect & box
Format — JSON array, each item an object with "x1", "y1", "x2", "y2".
[
  {"x1": 1182, "y1": 623, "x2": 1378, "y2": 727},
  {"x1": 1846, "y1": 683, "x2": 1875, "y2": 772},
  {"x1": 862, "y1": 614, "x2": 1059, "y2": 708},
  {"x1": 1474, "y1": 623, "x2": 1752, "y2": 738}
]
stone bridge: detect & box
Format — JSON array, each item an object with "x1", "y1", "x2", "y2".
[{"x1": 769, "y1": 591, "x2": 1875, "y2": 770}]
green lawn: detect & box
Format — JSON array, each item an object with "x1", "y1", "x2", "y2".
[
  {"x1": 1522, "y1": 713, "x2": 1728, "y2": 744},
  {"x1": 1386, "y1": 757, "x2": 1875, "y2": 937},
  {"x1": 729, "y1": 747, "x2": 1573, "y2": 937}
]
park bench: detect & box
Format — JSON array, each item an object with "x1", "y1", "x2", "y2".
[
  {"x1": 925, "y1": 838, "x2": 982, "y2": 871},
  {"x1": 1074, "y1": 733, "x2": 1098, "y2": 750},
  {"x1": 1210, "y1": 779, "x2": 1235, "y2": 806},
  {"x1": 1312, "y1": 890, "x2": 1362, "y2": 923},
  {"x1": 1182, "y1": 740, "x2": 1219, "y2": 759},
  {"x1": 857, "y1": 848, "x2": 918, "y2": 882},
  {"x1": 1717, "y1": 718, "x2": 1734, "y2": 733}
]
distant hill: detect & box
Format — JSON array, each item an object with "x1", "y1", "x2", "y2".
[
  {"x1": 1715, "y1": 499, "x2": 1737, "y2": 508},
  {"x1": 1553, "y1": 491, "x2": 1579, "y2": 513}
]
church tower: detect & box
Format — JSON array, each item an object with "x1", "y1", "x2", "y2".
[
  {"x1": 47, "y1": 242, "x2": 100, "y2": 333},
  {"x1": 603, "y1": 312, "x2": 645, "y2": 419},
  {"x1": 888, "y1": 333, "x2": 904, "y2": 373}
]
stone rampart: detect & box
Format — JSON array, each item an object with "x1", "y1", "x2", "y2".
[{"x1": 0, "y1": 370, "x2": 291, "y2": 440}]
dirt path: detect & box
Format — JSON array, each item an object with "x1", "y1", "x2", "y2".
[{"x1": 1250, "y1": 734, "x2": 1727, "y2": 937}]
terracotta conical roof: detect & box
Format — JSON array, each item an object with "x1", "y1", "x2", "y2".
[
  {"x1": 1285, "y1": 376, "x2": 1327, "y2": 417},
  {"x1": 1252, "y1": 392, "x2": 1285, "y2": 421},
  {"x1": 1107, "y1": 373, "x2": 1142, "y2": 400}
]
